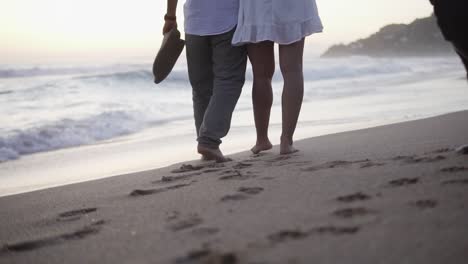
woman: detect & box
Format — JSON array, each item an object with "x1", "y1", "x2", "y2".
[{"x1": 232, "y1": 0, "x2": 323, "y2": 154}]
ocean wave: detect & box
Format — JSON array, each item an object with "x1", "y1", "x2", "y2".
[
  {"x1": 0, "y1": 57, "x2": 435, "y2": 84},
  {"x1": 76, "y1": 69, "x2": 190, "y2": 84},
  {"x1": 0, "y1": 111, "x2": 150, "y2": 162},
  {"x1": 0, "y1": 64, "x2": 149, "y2": 79},
  {"x1": 76, "y1": 70, "x2": 153, "y2": 83},
  {"x1": 0, "y1": 66, "x2": 95, "y2": 78},
  {"x1": 300, "y1": 58, "x2": 412, "y2": 81}
]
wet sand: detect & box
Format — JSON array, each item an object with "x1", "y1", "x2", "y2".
[{"x1": 1, "y1": 111, "x2": 468, "y2": 264}]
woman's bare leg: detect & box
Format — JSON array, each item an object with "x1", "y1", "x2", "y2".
[
  {"x1": 247, "y1": 41, "x2": 275, "y2": 154},
  {"x1": 278, "y1": 39, "x2": 305, "y2": 155}
]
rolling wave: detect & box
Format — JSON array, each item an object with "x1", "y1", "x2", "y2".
[{"x1": 0, "y1": 111, "x2": 152, "y2": 162}]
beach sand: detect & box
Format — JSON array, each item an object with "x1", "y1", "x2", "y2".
[{"x1": 1, "y1": 111, "x2": 467, "y2": 264}]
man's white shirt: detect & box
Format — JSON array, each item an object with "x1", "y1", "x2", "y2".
[{"x1": 184, "y1": 0, "x2": 239, "y2": 36}]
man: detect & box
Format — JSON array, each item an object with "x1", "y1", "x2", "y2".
[
  {"x1": 430, "y1": 0, "x2": 468, "y2": 78},
  {"x1": 164, "y1": 0, "x2": 247, "y2": 162},
  {"x1": 431, "y1": 0, "x2": 468, "y2": 155}
]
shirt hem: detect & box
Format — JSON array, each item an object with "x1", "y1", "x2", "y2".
[{"x1": 185, "y1": 24, "x2": 237, "y2": 37}]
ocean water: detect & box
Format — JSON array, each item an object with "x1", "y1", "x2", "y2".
[{"x1": 0, "y1": 56, "x2": 467, "y2": 196}]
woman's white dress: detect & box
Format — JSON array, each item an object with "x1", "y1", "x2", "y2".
[{"x1": 232, "y1": 0, "x2": 323, "y2": 45}]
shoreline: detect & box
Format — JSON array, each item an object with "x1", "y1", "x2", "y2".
[
  {"x1": 0, "y1": 111, "x2": 467, "y2": 263},
  {"x1": 1, "y1": 109, "x2": 467, "y2": 198}
]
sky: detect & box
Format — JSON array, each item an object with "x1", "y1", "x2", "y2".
[{"x1": 0, "y1": 0, "x2": 434, "y2": 64}]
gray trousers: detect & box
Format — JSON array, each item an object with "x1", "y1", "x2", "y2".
[{"x1": 186, "y1": 28, "x2": 247, "y2": 148}]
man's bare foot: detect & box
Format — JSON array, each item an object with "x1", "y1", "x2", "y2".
[
  {"x1": 198, "y1": 145, "x2": 231, "y2": 163},
  {"x1": 280, "y1": 143, "x2": 299, "y2": 155},
  {"x1": 201, "y1": 154, "x2": 215, "y2": 161},
  {"x1": 251, "y1": 140, "x2": 273, "y2": 154}
]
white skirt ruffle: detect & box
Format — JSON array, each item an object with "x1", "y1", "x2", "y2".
[{"x1": 232, "y1": 0, "x2": 323, "y2": 45}]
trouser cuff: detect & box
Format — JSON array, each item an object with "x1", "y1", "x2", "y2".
[{"x1": 197, "y1": 136, "x2": 221, "y2": 149}]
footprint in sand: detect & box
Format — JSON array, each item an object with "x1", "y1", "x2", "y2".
[
  {"x1": 302, "y1": 159, "x2": 370, "y2": 172},
  {"x1": 168, "y1": 215, "x2": 203, "y2": 232},
  {"x1": 332, "y1": 207, "x2": 376, "y2": 219},
  {"x1": 203, "y1": 168, "x2": 224, "y2": 173},
  {"x1": 360, "y1": 161, "x2": 386, "y2": 168},
  {"x1": 154, "y1": 172, "x2": 203, "y2": 184},
  {"x1": 441, "y1": 179, "x2": 468, "y2": 186},
  {"x1": 393, "y1": 155, "x2": 446, "y2": 164},
  {"x1": 429, "y1": 148, "x2": 452, "y2": 154},
  {"x1": 174, "y1": 249, "x2": 237, "y2": 264},
  {"x1": 238, "y1": 187, "x2": 264, "y2": 195},
  {"x1": 392, "y1": 155, "x2": 415, "y2": 161},
  {"x1": 268, "y1": 230, "x2": 309, "y2": 243},
  {"x1": 440, "y1": 166, "x2": 468, "y2": 173},
  {"x1": 233, "y1": 162, "x2": 253, "y2": 170},
  {"x1": 130, "y1": 183, "x2": 191, "y2": 197},
  {"x1": 1, "y1": 220, "x2": 107, "y2": 254},
  {"x1": 220, "y1": 194, "x2": 249, "y2": 202},
  {"x1": 336, "y1": 192, "x2": 372, "y2": 203},
  {"x1": 57, "y1": 208, "x2": 97, "y2": 222},
  {"x1": 387, "y1": 177, "x2": 419, "y2": 187},
  {"x1": 220, "y1": 170, "x2": 238, "y2": 175},
  {"x1": 171, "y1": 164, "x2": 204, "y2": 174},
  {"x1": 310, "y1": 226, "x2": 360, "y2": 235},
  {"x1": 156, "y1": 165, "x2": 227, "y2": 184},
  {"x1": 191, "y1": 227, "x2": 220, "y2": 237},
  {"x1": 220, "y1": 187, "x2": 264, "y2": 202},
  {"x1": 268, "y1": 225, "x2": 359, "y2": 244},
  {"x1": 411, "y1": 199, "x2": 438, "y2": 210},
  {"x1": 219, "y1": 170, "x2": 257, "y2": 181}
]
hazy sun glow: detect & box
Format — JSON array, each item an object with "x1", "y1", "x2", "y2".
[{"x1": 1, "y1": 0, "x2": 433, "y2": 63}]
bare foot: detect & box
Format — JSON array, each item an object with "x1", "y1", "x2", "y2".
[
  {"x1": 201, "y1": 155, "x2": 215, "y2": 161},
  {"x1": 280, "y1": 142, "x2": 299, "y2": 155},
  {"x1": 198, "y1": 145, "x2": 231, "y2": 163},
  {"x1": 251, "y1": 140, "x2": 273, "y2": 154}
]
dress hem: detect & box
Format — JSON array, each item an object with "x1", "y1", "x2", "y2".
[{"x1": 232, "y1": 18, "x2": 323, "y2": 46}]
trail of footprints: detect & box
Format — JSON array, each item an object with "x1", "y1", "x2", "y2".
[
  {"x1": 268, "y1": 225, "x2": 360, "y2": 245},
  {"x1": 130, "y1": 145, "x2": 466, "y2": 201},
  {"x1": 57, "y1": 207, "x2": 98, "y2": 222},
  {"x1": 301, "y1": 151, "x2": 451, "y2": 173},
  {"x1": 264, "y1": 191, "x2": 376, "y2": 248},
  {"x1": 3, "y1": 147, "x2": 466, "y2": 259},
  {"x1": 220, "y1": 187, "x2": 264, "y2": 202},
  {"x1": 264, "y1": 146, "x2": 466, "y2": 253},
  {"x1": 165, "y1": 212, "x2": 221, "y2": 239},
  {"x1": 154, "y1": 146, "x2": 467, "y2": 263},
  {"x1": 129, "y1": 161, "x2": 261, "y2": 198}
]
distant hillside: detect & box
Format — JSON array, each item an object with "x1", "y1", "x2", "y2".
[{"x1": 322, "y1": 15, "x2": 454, "y2": 57}]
